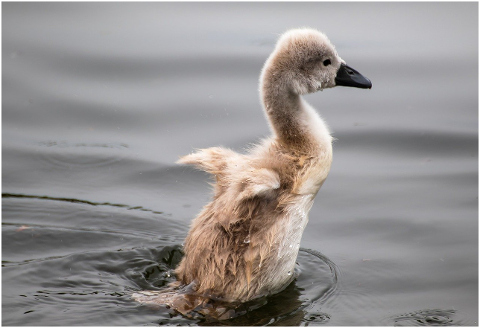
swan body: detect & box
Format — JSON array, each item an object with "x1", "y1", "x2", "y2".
[{"x1": 134, "y1": 28, "x2": 371, "y2": 314}]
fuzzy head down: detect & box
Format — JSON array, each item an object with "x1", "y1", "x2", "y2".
[{"x1": 263, "y1": 28, "x2": 344, "y2": 95}]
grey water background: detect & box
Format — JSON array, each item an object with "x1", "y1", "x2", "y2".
[{"x1": 2, "y1": 2, "x2": 478, "y2": 326}]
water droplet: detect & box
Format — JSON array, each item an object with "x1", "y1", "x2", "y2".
[
  {"x1": 287, "y1": 271, "x2": 292, "y2": 275},
  {"x1": 289, "y1": 244, "x2": 293, "y2": 248},
  {"x1": 243, "y1": 236, "x2": 250, "y2": 244}
]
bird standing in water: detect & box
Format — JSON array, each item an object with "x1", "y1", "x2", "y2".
[{"x1": 134, "y1": 28, "x2": 371, "y2": 316}]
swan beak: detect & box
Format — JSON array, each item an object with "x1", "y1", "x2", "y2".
[{"x1": 335, "y1": 63, "x2": 372, "y2": 89}]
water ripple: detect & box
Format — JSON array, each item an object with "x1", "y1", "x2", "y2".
[
  {"x1": 2, "y1": 192, "x2": 165, "y2": 215},
  {"x1": 391, "y1": 309, "x2": 459, "y2": 326}
]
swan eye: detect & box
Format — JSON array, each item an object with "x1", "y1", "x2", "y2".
[{"x1": 323, "y1": 59, "x2": 331, "y2": 66}]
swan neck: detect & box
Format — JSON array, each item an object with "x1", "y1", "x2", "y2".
[{"x1": 261, "y1": 69, "x2": 331, "y2": 150}]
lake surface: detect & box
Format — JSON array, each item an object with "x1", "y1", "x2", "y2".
[{"x1": 2, "y1": 2, "x2": 478, "y2": 326}]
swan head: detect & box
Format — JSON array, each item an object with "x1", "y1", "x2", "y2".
[{"x1": 264, "y1": 28, "x2": 372, "y2": 95}]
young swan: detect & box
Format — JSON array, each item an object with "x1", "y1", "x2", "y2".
[{"x1": 134, "y1": 28, "x2": 371, "y2": 313}]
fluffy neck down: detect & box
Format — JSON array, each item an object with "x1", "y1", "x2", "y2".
[
  {"x1": 260, "y1": 59, "x2": 332, "y2": 153},
  {"x1": 135, "y1": 27, "x2": 371, "y2": 317},
  {"x1": 171, "y1": 60, "x2": 334, "y2": 302}
]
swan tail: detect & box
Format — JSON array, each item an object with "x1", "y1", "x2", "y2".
[
  {"x1": 132, "y1": 290, "x2": 177, "y2": 307},
  {"x1": 133, "y1": 290, "x2": 236, "y2": 319},
  {"x1": 178, "y1": 148, "x2": 280, "y2": 200},
  {"x1": 177, "y1": 147, "x2": 238, "y2": 175}
]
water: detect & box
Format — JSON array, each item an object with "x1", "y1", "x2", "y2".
[{"x1": 2, "y1": 2, "x2": 478, "y2": 326}]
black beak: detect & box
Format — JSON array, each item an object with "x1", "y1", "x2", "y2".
[{"x1": 335, "y1": 63, "x2": 372, "y2": 89}]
